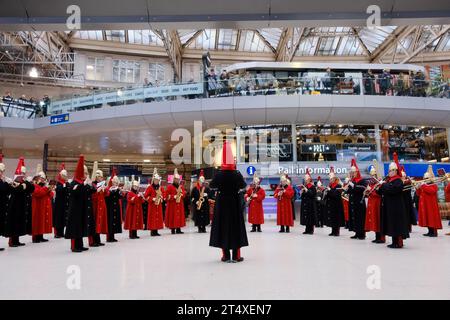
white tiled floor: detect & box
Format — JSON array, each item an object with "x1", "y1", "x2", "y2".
[{"x1": 0, "y1": 220, "x2": 449, "y2": 300}]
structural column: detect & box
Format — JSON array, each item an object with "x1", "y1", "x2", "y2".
[
  {"x1": 374, "y1": 125, "x2": 382, "y2": 162},
  {"x1": 291, "y1": 124, "x2": 297, "y2": 163},
  {"x1": 43, "y1": 143, "x2": 49, "y2": 173}
]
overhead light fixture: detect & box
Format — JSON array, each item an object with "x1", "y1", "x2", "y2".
[
  {"x1": 143, "y1": 159, "x2": 151, "y2": 163},
  {"x1": 86, "y1": 65, "x2": 94, "y2": 70},
  {"x1": 29, "y1": 67, "x2": 39, "y2": 78},
  {"x1": 103, "y1": 159, "x2": 111, "y2": 162}
]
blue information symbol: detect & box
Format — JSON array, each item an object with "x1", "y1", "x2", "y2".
[{"x1": 247, "y1": 166, "x2": 256, "y2": 176}]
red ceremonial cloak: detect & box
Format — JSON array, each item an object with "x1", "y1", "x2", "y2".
[
  {"x1": 417, "y1": 184, "x2": 442, "y2": 229},
  {"x1": 274, "y1": 185, "x2": 294, "y2": 227},
  {"x1": 245, "y1": 187, "x2": 266, "y2": 225},
  {"x1": 124, "y1": 190, "x2": 144, "y2": 231}
]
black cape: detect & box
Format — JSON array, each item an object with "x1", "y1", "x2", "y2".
[
  {"x1": 300, "y1": 185, "x2": 317, "y2": 226},
  {"x1": 209, "y1": 170, "x2": 248, "y2": 250},
  {"x1": 0, "y1": 180, "x2": 12, "y2": 236},
  {"x1": 191, "y1": 186, "x2": 211, "y2": 227},
  {"x1": 4, "y1": 181, "x2": 34, "y2": 237},
  {"x1": 402, "y1": 188, "x2": 417, "y2": 226},
  {"x1": 65, "y1": 181, "x2": 96, "y2": 238},
  {"x1": 346, "y1": 179, "x2": 367, "y2": 234},
  {"x1": 53, "y1": 181, "x2": 69, "y2": 233},
  {"x1": 377, "y1": 178, "x2": 410, "y2": 239},
  {"x1": 106, "y1": 188, "x2": 123, "y2": 234},
  {"x1": 324, "y1": 185, "x2": 345, "y2": 228}
]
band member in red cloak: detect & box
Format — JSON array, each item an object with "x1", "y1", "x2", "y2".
[
  {"x1": 274, "y1": 174, "x2": 294, "y2": 233},
  {"x1": 124, "y1": 180, "x2": 144, "y2": 239},
  {"x1": 364, "y1": 163, "x2": 384, "y2": 243},
  {"x1": 91, "y1": 165, "x2": 107, "y2": 246},
  {"x1": 144, "y1": 168, "x2": 164, "y2": 236},
  {"x1": 245, "y1": 172, "x2": 265, "y2": 232},
  {"x1": 164, "y1": 168, "x2": 186, "y2": 234},
  {"x1": 416, "y1": 165, "x2": 442, "y2": 237},
  {"x1": 31, "y1": 169, "x2": 54, "y2": 243}
]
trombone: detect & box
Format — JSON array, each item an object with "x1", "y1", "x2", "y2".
[{"x1": 403, "y1": 174, "x2": 449, "y2": 191}]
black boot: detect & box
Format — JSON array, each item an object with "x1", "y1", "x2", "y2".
[
  {"x1": 40, "y1": 235, "x2": 48, "y2": 242},
  {"x1": 250, "y1": 225, "x2": 256, "y2": 232},
  {"x1": 198, "y1": 227, "x2": 202, "y2": 233},
  {"x1": 423, "y1": 227, "x2": 432, "y2": 237},
  {"x1": 257, "y1": 225, "x2": 262, "y2": 232},
  {"x1": 279, "y1": 225, "x2": 285, "y2": 233},
  {"x1": 176, "y1": 228, "x2": 184, "y2": 234},
  {"x1": 221, "y1": 249, "x2": 231, "y2": 262},
  {"x1": 428, "y1": 228, "x2": 438, "y2": 237},
  {"x1": 171, "y1": 229, "x2": 176, "y2": 234},
  {"x1": 285, "y1": 226, "x2": 290, "y2": 233},
  {"x1": 350, "y1": 233, "x2": 358, "y2": 239},
  {"x1": 232, "y1": 248, "x2": 244, "y2": 262},
  {"x1": 357, "y1": 232, "x2": 366, "y2": 240}
]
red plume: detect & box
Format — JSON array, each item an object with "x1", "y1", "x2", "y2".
[
  {"x1": 73, "y1": 155, "x2": 85, "y2": 183},
  {"x1": 221, "y1": 140, "x2": 236, "y2": 171}
]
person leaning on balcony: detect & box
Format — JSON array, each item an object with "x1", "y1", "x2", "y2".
[{"x1": 363, "y1": 69, "x2": 376, "y2": 95}]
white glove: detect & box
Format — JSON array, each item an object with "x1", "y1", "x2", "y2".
[
  {"x1": 366, "y1": 185, "x2": 371, "y2": 191},
  {"x1": 73, "y1": 185, "x2": 78, "y2": 190},
  {"x1": 152, "y1": 197, "x2": 157, "y2": 202},
  {"x1": 252, "y1": 193, "x2": 258, "y2": 198},
  {"x1": 203, "y1": 193, "x2": 208, "y2": 197},
  {"x1": 326, "y1": 187, "x2": 331, "y2": 191},
  {"x1": 22, "y1": 183, "x2": 27, "y2": 190},
  {"x1": 97, "y1": 188, "x2": 102, "y2": 193},
  {"x1": 348, "y1": 181, "x2": 354, "y2": 188},
  {"x1": 26, "y1": 176, "x2": 33, "y2": 182}
]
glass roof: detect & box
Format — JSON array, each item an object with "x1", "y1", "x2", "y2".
[{"x1": 70, "y1": 26, "x2": 449, "y2": 56}]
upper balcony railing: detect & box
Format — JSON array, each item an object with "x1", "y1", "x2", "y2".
[{"x1": 1, "y1": 75, "x2": 449, "y2": 119}]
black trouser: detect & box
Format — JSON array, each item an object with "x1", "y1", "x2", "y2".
[
  {"x1": 107, "y1": 233, "x2": 116, "y2": 241},
  {"x1": 71, "y1": 237, "x2": 84, "y2": 250},
  {"x1": 305, "y1": 224, "x2": 314, "y2": 234},
  {"x1": 129, "y1": 230, "x2": 138, "y2": 238},
  {"x1": 332, "y1": 227, "x2": 340, "y2": 235},
  {"x1": 55, "y1": 227, "x2": 64, "y2": 237},
  {"x1": 222, "y1": 248, "x2": 241, "y2": 261},
  {"x1": 8, "y1": 236, "x2": 21, "y2": 246},
  {"x1": 88, "y1": 233, "x2": 101, "y2": 245}
]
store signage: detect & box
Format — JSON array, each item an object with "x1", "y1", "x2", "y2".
[
  {"x1": 50, "y1": 113, "x2": 69, "y2": 125},
  {"x1": 343, "y1": 143, "x2": 376, "y2": 151},
  {"x1": 301, "y1": 144, "x2": 336, "y2": 153},
  {"x1": 49, "y1": 83, "x2": 204, "y2": 113}
]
